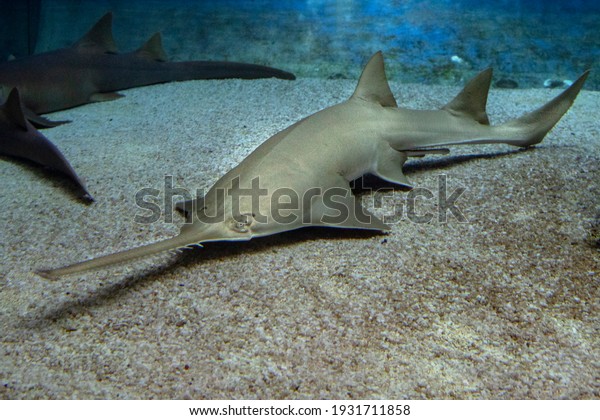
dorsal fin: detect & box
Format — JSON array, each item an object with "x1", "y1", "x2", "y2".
[
  {"x1": 136, "y1": 32, "x2": 168, "y2": 62},
  {"x1": 351, "y1": 51, "x2": 397, "y2": 107},
  {"x1": 73, "y1": 12, "x2": 118, "y2": 53},
  {"x1": 3, "y1": 88, "x2": 29, "y2": 130},
  {"x1": 442, "y1": 68, "x2": 492, "y2": 125}
]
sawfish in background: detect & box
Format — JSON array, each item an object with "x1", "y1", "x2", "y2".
[
  {"x1": 0, "y1": 12, "x2": 295, "y2": 119},
  {"x1": 0, "y1": 11, "x2": 294, "y2": 200},
  {"x1": 0, "y1": 88, "x2": 91, "y2": 200},
  {"x1": 38, "y1": 52, "x2": 588, "y2": 279}
]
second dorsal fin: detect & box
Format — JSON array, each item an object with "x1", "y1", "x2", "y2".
[
  {"x1": 442, "y1": 68, "x2": 492, "y2": 125},
  {"x1": 136, "y1": 33, "x2": 168, "y2": 62}
]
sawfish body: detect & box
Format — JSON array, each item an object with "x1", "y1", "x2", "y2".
[
  {"x1": 0, "y1": 12, "x2": 295, "y2": 116},
  {"x1": 38, "y1": 52, "x2": 588, "y2": 278}
]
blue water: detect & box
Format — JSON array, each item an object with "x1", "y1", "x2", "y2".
[{"x1": 2, "y1": 0, "x2": 598, "y2": 89}]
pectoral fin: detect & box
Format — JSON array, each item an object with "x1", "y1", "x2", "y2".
[{"x1": 24, "y1": 109, "x2": 70, "y2": 128}]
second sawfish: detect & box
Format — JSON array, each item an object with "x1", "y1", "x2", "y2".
[{"x1": 0, "y1": 12, "x2": 295, "y2": 120}]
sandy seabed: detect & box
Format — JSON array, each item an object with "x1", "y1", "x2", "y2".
[{"x1": 0, "y1": 78, "x2": 598, "y2": 399}]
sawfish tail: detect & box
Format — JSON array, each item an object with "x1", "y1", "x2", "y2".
[
  {"x1": 126, "y1": 32, "x2": 296, "y2": 81},
  {"x1": 499, "y1": 70, "x2": 590, "y2": 147},
  {"x1": 36, "y1": 234, "x2": 202, "y2": 280},
  {"x1": 168, "y1": 60, "x2": 296, "y2": 81}
]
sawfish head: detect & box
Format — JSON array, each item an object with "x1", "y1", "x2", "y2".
[
  {"x1": 175, "y1": 170, "x2": 390, "y2": 247},
  {"x1": 176, "y1": 179, "x2": 306, "y2": 244}
]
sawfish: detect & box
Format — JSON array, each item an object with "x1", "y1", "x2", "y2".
[
  {"x1": 0, "y1": 88, "x2": 91, "y2": 200},
  {"x1": 38, "y1": 52, "x2": 588, "y2": 278},
  {"x1": 0, "y1": 12, "x2": 295, "y2": 119},
  {"x1": 0, "y1": 11, "x2": 293, "y2": 200}
]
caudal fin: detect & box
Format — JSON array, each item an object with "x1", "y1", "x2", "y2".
[{"x1": 500, "y1": 70, "x2": 589, "y2": 147}]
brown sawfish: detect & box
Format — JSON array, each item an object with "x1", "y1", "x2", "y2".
[{"x1": 38, "y1": 52, "x2": 588, "y2": 278}]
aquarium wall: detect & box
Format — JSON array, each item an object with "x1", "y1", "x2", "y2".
[
  {"x1": 0, "y1": 0, "x2": 42, "y2": 57},
  {"x1": 1, "y1": 0, "x2": 598, "y2": 89}
]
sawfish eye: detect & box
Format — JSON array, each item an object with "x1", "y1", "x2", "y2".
[{"x1": 230, "y1": 213, "x2": 254, "y2": 233}]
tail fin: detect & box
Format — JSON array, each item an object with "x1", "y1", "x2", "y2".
[{"x1": 501, "y1": 70, "x2": 589, "y2": 147}]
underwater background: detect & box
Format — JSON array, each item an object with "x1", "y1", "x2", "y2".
[
  {"x1": 1, "y1": 0, "x2": 598, "y2": 89},
  {"x1": 1, "y1": 0, "x2": 599, "y2": 401}
]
